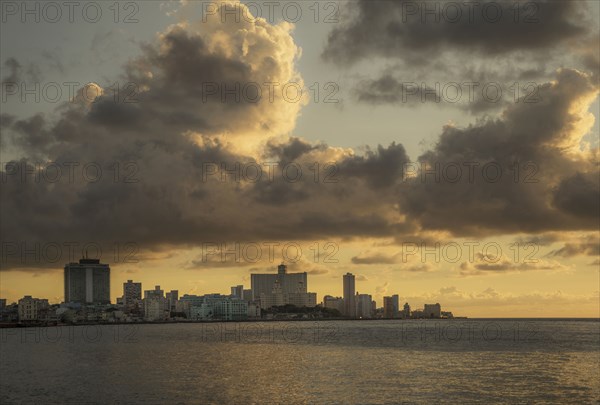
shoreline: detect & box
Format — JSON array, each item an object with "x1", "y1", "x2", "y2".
[
  {"x1": 2, "y1": 317, "x2": 458, "y2": 328},
  {"x1": 2, "y1": 317, "x2": 598, "y2": 329}
]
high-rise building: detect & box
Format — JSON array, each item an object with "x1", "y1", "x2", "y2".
[
  {"x1": 403, "y1": 302, "x2": 411, "y2": 319},
  {"x1": 383, "y1": 296, "x2": 394, "y2": 318},
  {"x1": 143, "y1": 286, "x2": 167, "y2": 320},
  {"x1": 392, "y1": 294, "x2": 400, "y2": 318},
  {"x1": 251, "y1": 264, "x2": 316, "y2": 309},
  {"x1": 144, "y1": 296, "x2": 167, "y2": 321},
  {"x1": 230, "y1": 285, "x2": 243, "y2": 298},
  {"x1": 144, "y1": 285, "x2": 164, "y2": 299},
  {"x1": 166, "y1": 290, "x2": 179, "y2": 312},
  {"x1": 343, "y1": 273, "x2": 356, "y2": 317},
  {"x1": 123, "y1": 280, "x2": 142, "y2": 308},
  {"x1": 251, "y1": 264, "x2": 307, "y2": 298},
  {"x1": 242, "y1": 289, "x2": 253, "y2": 302},
  {"x1": 64, "y1": 258, "x2": 110, "y2": 304},
  {"x1": 356, "y1": 293, "x2": 373, "y2": 318},
  {"x1": 383, "y1": 294, "x2": 400, "y2": 318}
]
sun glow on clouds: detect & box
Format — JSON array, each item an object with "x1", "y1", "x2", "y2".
[
  {"x1": 151, "y1": 0, "x2": 307, "y2": 155},
  {"x1": 0, "y1": 0, "x2": 598, "y2": 316}
]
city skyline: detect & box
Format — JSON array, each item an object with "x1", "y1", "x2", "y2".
[
  {"x1": 1, "y1": 1, "x2": 599, "y2": 403},
  {"x1": 1, "y1": 0, "x2": 599, "y2": 319},
  {"x1": 1, "y1": 238, "x2": 599, "y2": 317},
  {"x1": 2, "y1": 259, "x2": 437, "y2": 314},
  {"x1": 3, "y1": 258, "x2": 454, "y2": 324}
]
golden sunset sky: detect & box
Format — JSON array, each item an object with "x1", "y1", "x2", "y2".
[{"x1": 1, "y1": 1, "x2": 599, "y2": 317}]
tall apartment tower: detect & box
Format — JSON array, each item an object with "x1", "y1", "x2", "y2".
[
  {"x1": 343, "y1": 273, "x2": 356, "y2": 318},
  {"x1": 392, "y1": 294, "x2": 400, "y2": 318},
  {"x1": 64, "y1": 258, "x2": 110, "y2": 304},
  {"x1": 251, "y1": 264, "x2": 307, "y2": 300},
  {"x1": 230, "y1": 285, "x2": 244, "y2": 298},
  {"x1": 165, "y1": 290, "x2": 179, "y2": 311},
  {"x1": 123, "y1": 280, "x2": 142, "y2": 307},
  {"x1": 144, "y1": 285, "x2": 164, "y2": 299}
]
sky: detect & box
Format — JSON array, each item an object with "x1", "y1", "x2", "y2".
[{"x1": 0, "y1": 0, "x2": 599, "y2": 317}]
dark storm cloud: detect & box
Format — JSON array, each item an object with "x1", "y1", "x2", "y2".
[
  {"x1": 399, "y1": 68, "x2": 600, "y2": 236},
  {"x1": 1, "y1": 57, "x2": 42, "y2": 84},
  {"x1": 1, "y1": 92, "x2": 414, "y2": 271},
  {"x1": 323, "y1": 0, "x2": 590, "y2": 65},
  {"x1": 1, "y1": 3, "x2": 599, "y2": 272},
  {"x1": 325, "y1": 1, "x2": 598, "y2": 111},
  {"x1": 266, "y1": 137, "x2": 327, "y2": 163},
  {"x1": 2, "y1": 67, "x2": 598, "y2": 271},
  {"x1": 337, "y1": 143, "x2": 409, "y2": 189},
  {"x1": 1, "y1": 58, "x2": 21, "y2": 83},
  {"x1": 0, "y1": 113, "x2": 16, "y2": 128},
  {"x1": 552, "y1": 172, "x2": 600, "y2": 219}
]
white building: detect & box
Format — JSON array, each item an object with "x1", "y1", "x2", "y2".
[
  {"x1": 18, "y1": 296, "x2": 48, "y2": 321},
  {"x1": 251, "y1": 264, "x2": 317, "y2": 309},
  {"x1": 144, "y1": 291, "x2": 168, "y2": 321},
  {"x1": 186, "y1": 294, "x2": 249, "y2": 320}
]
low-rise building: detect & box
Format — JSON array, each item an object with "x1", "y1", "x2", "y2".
[{"x1": 185, "y1": 294, "x2": 249, "y2": 320}]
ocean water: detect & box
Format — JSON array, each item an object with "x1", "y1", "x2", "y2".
[{"x1": 1, "y1": 319, "x2": 598, "y2": 404}]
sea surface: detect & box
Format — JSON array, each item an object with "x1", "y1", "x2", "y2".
[{"x1": 1, "y1": 319, "x2": 598, "y2": 404}]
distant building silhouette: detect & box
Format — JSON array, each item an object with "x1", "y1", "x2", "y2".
[
  {"x1": 383, "y1": 294, "x2": 400, "y2": 318},
  {"x1": 251, "y1": 264, "x2": 316, "y2": 309},
  {"x1": 143, "y1": 286, "x2": 167, "y2": 321},
  {"x1": 391, "y1": 294, "x2": 399, "y2": 317},
  {"x1": 383, "y1": 296, "x2": 394, "y2": 318},
  {"x1": 144, "y1": 285, "x2": 164, "y2": 299},
  {"x1": 230, "y1": 285, "x2": 243, "y2": 299},
  {"x1": 18, "y1": 295, "x2": 48, "y2": 321},
  {"x1": 424, "y1": 303, "x2": 441, "y2": 318},
  {"x1": 166, "y1": 290, "x2": 179, "y2": 312},
  {"x1": 403, "y1": 302, "x2": 411, "y2": 319},
  {"x1": 356, "y1": 292, "x2": 374, "y2": 318},
  {"x1": 343, "y1": 273, "x2": 356, "y2": 317},
  {"x1": 123, "y1": 280, "x2": 142, "y2": 310},
  {"x1": 179, "y1": 293, "x2": 254, "y2": 320},
  {"x1": 323, "y1": 295, "x2": 344, "y2": 314},
  {"x1": 64, "y1": 258, "x2": 110, "y2": 304}
]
